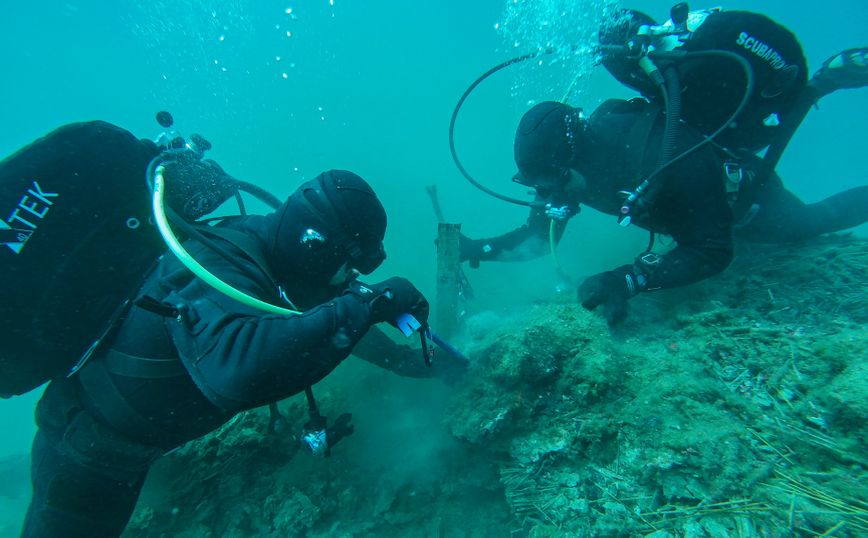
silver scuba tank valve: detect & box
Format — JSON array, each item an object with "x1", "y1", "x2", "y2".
[{"x1": 637, "y1": 6, "x2": 720, "y2": 55}]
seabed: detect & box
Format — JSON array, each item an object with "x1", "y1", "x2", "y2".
[{"x1": 126, "y1": 236, "x2": 867, "y2": 538}]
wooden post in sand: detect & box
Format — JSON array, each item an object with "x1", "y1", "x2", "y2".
[{"x1": 434, "y1": 222, "x2": 462, "y2": 339}]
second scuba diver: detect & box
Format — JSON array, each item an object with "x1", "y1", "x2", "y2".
[{"x1": 457, "y1": 7, "x2": 868, "y2": 326}]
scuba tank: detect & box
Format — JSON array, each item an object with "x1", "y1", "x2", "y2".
[
  {"x1": 0, "y1": 121, "x2": 171, "y2": 397},
  {"x1": 600, "y1": 4, "x2": 808, "y2": 156},
  {"x1": 0, "y1": 113, "x2": 276, "y2": 397}
]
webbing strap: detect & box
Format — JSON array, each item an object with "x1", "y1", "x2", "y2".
[
  {"x1": 78, "y1": 361, "x2": 168, "y2": 443},
  {"x1": 625, "y1": 106, "x2": 662, "y2": 180},
  {"x1": 103, "y1": 349, "x2": 186, "y2": 379},
  {"x1": 193, "y1": 225, "x2": 278, "y2": 285}
]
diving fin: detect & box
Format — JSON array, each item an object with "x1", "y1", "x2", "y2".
[{"x1": 810, "y1": 47, "x2": 868, "y2": 97}]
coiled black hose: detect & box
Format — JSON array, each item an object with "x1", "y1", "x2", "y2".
[
  {"x1": 448, "y1": 50, "x2": 553, "y2": 209},
  {"x1": 659, "y1": 64, "x2": 682, "y2": 166}
]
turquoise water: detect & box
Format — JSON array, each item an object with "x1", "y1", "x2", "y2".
[{"x1": 1, "y1": 1, "x2": 866, "y2": 535}]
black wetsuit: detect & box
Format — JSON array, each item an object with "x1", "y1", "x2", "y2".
[
  {"x1": 468, "y1": 98, "x2": 868, "y2": 290},
  {"x1": 22, "y1": 216, "x2": 451, "y2": 537}
]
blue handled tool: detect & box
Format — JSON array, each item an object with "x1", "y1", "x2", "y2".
[{"x1": 395, "y1": 313, "x2": 469, "y2": 366}]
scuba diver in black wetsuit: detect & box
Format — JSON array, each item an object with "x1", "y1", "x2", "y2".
[
  {"x1": 8, "y1": 121, "x2": 466, "y2": 537},
  {"x1": 454, "y1": 6, "x2": 868, "y2": 326}
]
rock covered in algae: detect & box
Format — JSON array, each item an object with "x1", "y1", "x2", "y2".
[
  {"x1": 124, "y1": 236, "x2": 867, "y2": 537},
  {"x1": 443, "y1": 236, "x2": 867, "y2": 537}
]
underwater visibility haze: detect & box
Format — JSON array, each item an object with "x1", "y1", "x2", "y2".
[{"x1": 0, "y1": 0, "x2": 866, "y2": 536}]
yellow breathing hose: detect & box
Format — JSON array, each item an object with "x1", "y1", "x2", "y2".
[
  {"x1": 547, "y1": 79, "x2": 583, "y2": 276},
  {"x1": 560, "y1": 72, "x2": 585, "y2": 104},
  {"x1": 549, "y1": 219, "x2": 564, "y2": 273},
  {"x1": 152, "y1": 164, "x2": 301, "y2": 316}
]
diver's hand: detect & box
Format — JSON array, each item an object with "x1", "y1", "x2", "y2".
[
  {"x1": 811, "y1": 47, "x2": 868, "y2": 97},
  {"x1": 577, "y1": 265, "x2": 642, "y2": 327},
  {"x1": 325, "y1": 413, "x2": 354, "y2": 450},
  {"x1": 348, "y1": 278, "x2": 430, "y2": 327},
  {"x1": 459, "y1": 233, "x2": 490, "y2": 269}
]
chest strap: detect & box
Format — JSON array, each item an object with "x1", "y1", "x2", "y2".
[
  {"x1": 78, "y1": 360, "x2": 172, "y2": 445},
  {"x1": 624, "y1": 104, "x2": 662, "y2": 181},
  {"x1": 194, "y1": 225, "x2": 279, "y2": 286},
  {"x1": 103, "y1": 349, "x2": 187, "y2": 379}
]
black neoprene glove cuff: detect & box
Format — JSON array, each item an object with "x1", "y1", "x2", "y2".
[
  {"x1": 459, "y1": 233, "x2": 489, "y2": 269},
  {"x1": 577, "y1": 265, "x2": 645, "y2": 326},
  {"x1": 345, "y1": 278, "x2": 429, "y2": 327},
  {"x1": 325, "y1": 413, "x2": 354, "y2": 450}
]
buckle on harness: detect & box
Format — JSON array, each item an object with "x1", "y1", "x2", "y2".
[
  {"x1": 723, "y1": 162, "x2": 743, "y2": 194},
  {"x1": 639, "y1": 252, "x2": 664, "y2": 267},
  {"x1": 134, "y1": 295, "x2": 180, "y2": 319}
]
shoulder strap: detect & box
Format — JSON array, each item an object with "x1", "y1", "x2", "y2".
[
  {"x1": 589, "y1": 98, "x2": 639, "y2": 120},
  {"x1": 625, "y1": 104, "x2": 662, "y2": 179},
  {"x1": 193, "y1": 224, "x2": 279, "y2": 291},
  {"x1": 592, "y1": 99, "x2": 661, "y2": 181}
]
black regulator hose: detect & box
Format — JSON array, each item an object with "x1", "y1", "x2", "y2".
[
  {"x1": 641, "y1": 49, "x2": 755, "y2": 184},
  {"x1": 234, "y1": 179, "x2": 282, "y2": 210},
  {"x1": 448, "y1": 50, "x2": 554, "y2": 209},
  {"x1": 449, "y1": 46, "x2": 753, "y2": 213},
  {"x1": 659, "y1": 64, "x2": 682, "y2": 165},
  {"x1": 637, "y1": 63, "x2": 682, "y2": 250},
  {"x1": 617, "y1": 49, "x2": 754, "y2": 232}
]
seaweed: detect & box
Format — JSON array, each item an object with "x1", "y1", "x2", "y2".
[{"x1": 125, "y1": 236, "x2": 867, "y2": 537}]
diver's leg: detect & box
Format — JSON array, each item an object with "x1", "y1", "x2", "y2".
[
  {"x1": 21, "y1": 430, "x2": 147, "y2": 538},
  {"x1": 21, "y1": 381, "x2": 151, "y2": 538},
  {"x1": 736, "y1": 184, "x2": 868, "y2": 243}
]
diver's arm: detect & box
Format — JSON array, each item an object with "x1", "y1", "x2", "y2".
[
  {"x1": 634, "y1": 234, "x2": 733, "y2": 291},
  {"x1": 462, "y1": 203, "x2": 568, "y2": 265},
  {"x1": 157, "y1": 251, "x2": 375, "y2": 412},
  {"x1": 579, "y1": 201, "x2": 732, "y2": 326},
  {"x1": 353, "y1": 327, "x2": 430, "y2": 377},
  {"x1": 353, "y1": 326, "x2": 467, "y2": 383},
  {"x1": 634, "y1": 163, "x2": 734, "y2": 291}
]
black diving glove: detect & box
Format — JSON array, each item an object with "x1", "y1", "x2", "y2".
[
  {"x1": 577, "y1": 265, "x2": 644, "y2": 327},
  {"x1": 347, "y1": 277, "x2": 430, "y2": 327},
  {"x1": 325, "y1": 413, "x2": 354, "y2": 451},
  {"x1": 459, "y1": 233, "x2": 490, "y2": 269}
]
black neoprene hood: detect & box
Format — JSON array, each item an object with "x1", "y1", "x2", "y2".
[
  {"x1": 271, "y1": 170, "x2": 387, "y2": 284},
  {"x1": 513, "y1": 101, "x2": 587, "y2": 189}
]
